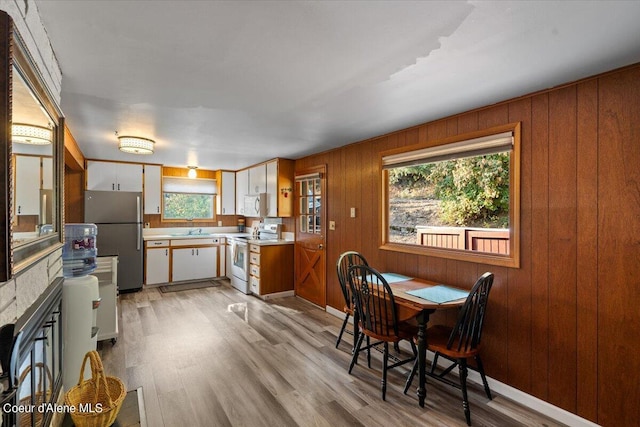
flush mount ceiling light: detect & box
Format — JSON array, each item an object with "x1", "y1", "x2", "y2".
[
  {"x1": 117, "y1": 134, "x2": 155, "y2": 154},
  {"x1": 12, "y1": 123, "x2": 52, "y2": 145},
  {"x1": 187, "y1": 166, "x2": 198, "y2": 179}
]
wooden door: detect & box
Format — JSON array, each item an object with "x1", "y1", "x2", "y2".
[{"x1": 294, "y1": 166, "x2": 326, "y2": 307}]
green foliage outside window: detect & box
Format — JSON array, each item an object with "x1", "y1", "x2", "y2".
[
  {"x1": 163, "y1": 193, "x2": 214, "y2": 220},
  {"x1": 429, "y1": 153, "x2": 509, "y2": 226},
  {"x1": 388, "y1": 153, "x2": 509, "y2": 227}
]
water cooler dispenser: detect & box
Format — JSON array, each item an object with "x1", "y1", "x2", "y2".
[{"x1": 61, "y1": 223, "x2": 100, "y2": 391}]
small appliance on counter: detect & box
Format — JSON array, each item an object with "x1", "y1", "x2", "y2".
[{"x1": 61, "y1": 223, "x2": 101, "y2": 392}]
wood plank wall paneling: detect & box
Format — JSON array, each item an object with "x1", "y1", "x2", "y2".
[
  {"x1": 294, "y1": 63, "x2": 640, "y2": 426},
  {"x1": 530, "y1": 92, "x2": 550, "y2": 401},
  {"x1": 547, "y1": 86, "x2": 578, "y2": 411},
  {"x1": 597, "y1": 67, "x2": 640, "y2": 426},
  {"x1": 64, "y1": 126, "x2": 84, "y2": 171},
  {"x1": 506, "y1": 97, "x2": 533, "y2": 393},
  {"x1": 64, "y1": 166, "x2": 84, "y2": 222},
  {"x1": 575, "y1": 79, "x2": 598, "y2": 421}
]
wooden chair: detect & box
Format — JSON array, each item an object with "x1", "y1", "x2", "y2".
[
  {"x1": 403, "y1": 272, "x2": 494, "y2": 425},
  {"x1": 335, "y1": 251, "x2": 369, "y2": 349},
  {"x1": 348, "y1": 264, "x2": 417, "y2": 400}
]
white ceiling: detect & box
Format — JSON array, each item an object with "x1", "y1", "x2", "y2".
[{"x1": 34, "y1": 1, "x2": 640, "y2": 171}]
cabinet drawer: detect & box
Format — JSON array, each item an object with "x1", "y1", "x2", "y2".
[
  {"x1": 170, "y1": 238, "x2": 220, "y2": 247},
  {"x1": 250, "y1": 244, "x2": 260, "y2": 254},
  {"x1": 249, "y1": 252, "x2": 260, "y2": 265},
  {"x1": 250, "y1": 264, "x2": 260, "y2": 277},
  {"x1": 146, "y1": 239, "x2": 169, "y2": 247},
  {"x1": 250, "y1": 275, "x2": 260, "y2": 294}
]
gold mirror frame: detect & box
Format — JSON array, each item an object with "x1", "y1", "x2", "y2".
[{"x1": 1, "y1": 12, "x2": 64, "y2": 281}]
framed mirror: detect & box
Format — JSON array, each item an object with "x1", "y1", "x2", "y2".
[{"x1": 1, "y1": 12, "x2": 64, "y2": 280}]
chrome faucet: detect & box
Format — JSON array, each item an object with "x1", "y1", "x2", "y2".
[{"x1": 188, "y1": 228, "x2": 202, "y2": 235}]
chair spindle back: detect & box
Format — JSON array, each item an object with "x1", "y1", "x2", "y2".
[
  {"x1": 336, "y1": 251, "x2": 368, "y2": 309},
  {"x1": 448, "y1": 272, "x2": 494, "y2": 353},
  {"x1": 348, "y1": 265, "x2": 399, "y2": 339}
]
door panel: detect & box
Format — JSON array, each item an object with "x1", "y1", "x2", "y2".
[{"x1": 294, "y1": 166, "x2": 326, "y2": 307}]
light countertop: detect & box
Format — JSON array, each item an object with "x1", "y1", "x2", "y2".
[{"x1": 143, "y1": 229, "x2": 293, "y2": 245}]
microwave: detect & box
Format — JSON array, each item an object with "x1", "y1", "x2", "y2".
[{"x1": 244, "y1": 193, "x2": 267, "y2": 217}]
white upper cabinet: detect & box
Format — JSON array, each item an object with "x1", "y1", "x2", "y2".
[
  {"x1": 248, "y1": 164, "x2": 266, "y2": 194},
  {"x1": 235, "y1": 169, "x2": 249, "y2": 215},
  {"x1": 15, "y1": 155, "x2": 41, "y2": 215},
  {"x1": 143, "y1": 164, "x2": 162, "y2": 214},
  {"x1": 218, "y1": 171, "x2": 235, "y2": 215},
  {"x1": 87, "y1": 160, "x2": 143, "y2": 192},
  {"x1": 42, "y1": 157, "x2": 53, "y2": 190},
  {"x1": 266, "y1": 160, "x2": 277, "y2": 217}
]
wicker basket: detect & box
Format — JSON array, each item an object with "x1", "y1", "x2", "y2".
[{"x1": 64, "y1": 351, "x2": 125, "y2": 427}]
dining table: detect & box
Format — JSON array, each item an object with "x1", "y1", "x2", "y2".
[{"x1": 382, "y1": 275, "x2": 468, "y2": 408}]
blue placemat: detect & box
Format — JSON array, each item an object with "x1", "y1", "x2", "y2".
[
  {"x1": 406, "y1": 285, "x2": 469, "y2": 304},
  {"x1": 381, "y1": 273, "x2": 413, "y2": 283}
]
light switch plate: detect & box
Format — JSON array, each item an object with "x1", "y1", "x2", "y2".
[
  {"x1": 350, "y1": 207, "x2": 356, "y2": 218},
  {"x1": 329, "y1": 221, "x2": 336, "y2": 230}
]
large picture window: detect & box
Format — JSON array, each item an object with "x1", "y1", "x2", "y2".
[
  {"x1": 162, "y1": 177, "x2": 217, "y2": 221},
  {"x1": 381, "y1": 123, "x2": 520, "y2": 268}
]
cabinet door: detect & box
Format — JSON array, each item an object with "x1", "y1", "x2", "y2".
[
  {"x1": 220, "y1": 171, "x2": 235, "y2": 215},
  {"x1": 236, "y1": 169, "x2": 249, "y2": 214},
  {"x1": 171, "y1": 247, "x2": 218, "y2": 281},
  {"x1": 42, "y1": 157, "x2": 53, "y2": 189},
  {"x1": 116, "y1": 163, "x2": 143, "y2": 192},
  {"x1": 196, "y1": 246, "x2": 218, "y2": 278},
  {"x1": 144, "y1": 165, "x2": 162, "y2": 214},
  {"x1": 15, "y1": 155, "x2": 41, "y2": 215},
  {"x1": 146, "y1": 247, "x2": 169, "y2": 284},
  {"x1": 86, "y1": 160, "x2": 117, "y2": 190},
  {"x1": 266, "y1": 160, "x2": 277, "y2": 217},
  {"x1": 249, "y1": 164, "x2": 266, "y2": 194},
  {"x1": 171, "y1": 248, "x2": 195, "y2": 282}
]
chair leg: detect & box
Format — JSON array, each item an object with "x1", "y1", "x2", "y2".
[
  {"x1": 335, "y1": 312, "x2": 350, "y2": 348},
  {"x1": 403, "y1": 358, "x2": 417, "y2": 394},
  {"x1": 366, "y1": 336, "x2": 371, "y2": 368},
  {"x1": 430, "y1": 353, "x2": 440, "y2": 374},
  {"x1": 382, "y1": 342, "x2": 389, "y2": 401},
  {"x1": 349, "y1": 333, "x2": 365, "y2": 374},
  {"x1": 475, "y1": 355, "x2": 492, "y2": 400},
  {"x1": 352, "y1": 311, "x2": 360, "y2": 355},
  {"x1": 458, "y1": 359, "x2": 471, "y2": 426},
  {"x1": 393, "y1": 342, "x2": 400, "y2": 352}
]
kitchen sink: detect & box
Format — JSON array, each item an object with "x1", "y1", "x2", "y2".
[{"x1": 169, "y1": 232, "x2": 215, "y2": 237}]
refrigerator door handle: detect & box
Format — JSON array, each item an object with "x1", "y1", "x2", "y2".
[
  {"x1": 137, "y1": 224, "x2": 141, "y2": 251},
  {"x1": 136, "y1": 196, "x2": 142, "y2": 222}
]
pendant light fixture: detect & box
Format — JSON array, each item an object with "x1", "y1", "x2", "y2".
[
  {"x1": 12, "y1": 123, "x2": 52, "y2": 145},
  {"x1": 187, "y1": 166, "x2": 198, "y2": 179},
  {"x1": 116, "y1": 132, "x2": 155, "y2": 154}
]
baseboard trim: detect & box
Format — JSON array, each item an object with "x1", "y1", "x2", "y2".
[{"x1": 325, "y1": 305, "x2": 599, "y2": 427}]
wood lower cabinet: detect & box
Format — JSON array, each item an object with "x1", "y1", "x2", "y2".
[{"x1": 249, "y1": 243, "x2": 294, "y2": 299}]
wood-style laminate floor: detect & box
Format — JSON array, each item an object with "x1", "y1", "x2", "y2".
[{"x1": 99, "y1": 280, "x2": 565, "y2": 427}]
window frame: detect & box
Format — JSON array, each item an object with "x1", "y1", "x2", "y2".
[
  {"x1": 161, "y1": 176, "x2": 217, "y2": 222},
  {"x1": 380, "y1": 122, "x2": 521, "y2": 268}
]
